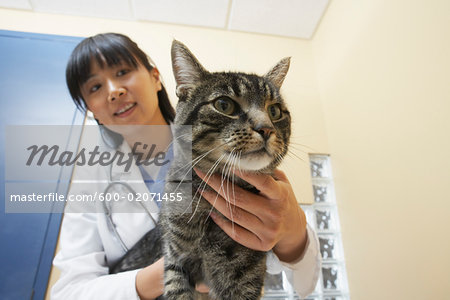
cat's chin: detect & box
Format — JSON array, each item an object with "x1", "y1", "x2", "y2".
[{"x1": 239, "y1": 153, "x2": 273, "y2": 171}]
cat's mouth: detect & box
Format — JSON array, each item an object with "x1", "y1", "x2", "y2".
[
  {"x1": 242, "y1": 147, "x2": 268, "y2": 157},
  {"x1": 237, "y1": 147, "x2": 273, "y2": 171},
  {"x1": 223, "y1": 147, "x2": 269, "y2": 159}
]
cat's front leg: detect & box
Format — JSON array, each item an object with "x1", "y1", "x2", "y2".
[
  {"x1": 163, "y1": 242, "x2": 195, "y2": 300},
  {"x1": 202, "y1": 234, "x2": 267, "y2": 300}
]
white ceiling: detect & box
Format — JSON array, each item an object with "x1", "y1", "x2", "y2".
[{"x1": 0, "y1": 0, "x2": 330, "y2": 39}]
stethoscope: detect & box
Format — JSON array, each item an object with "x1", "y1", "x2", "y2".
[
  {"x1": 101, "y1": 141, "x2": 172, "y2": 254},
  {"x1": 97, "y1": 123, "x2": 175, "y2": 254},
  {"x1": 102, "y1": 177, "x2": 158, "y2": 253}
]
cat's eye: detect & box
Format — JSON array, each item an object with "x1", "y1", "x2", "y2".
[
  {"x1": 213, "y1": 97, "x2": 237, "y2": 115},
  {"x1": 268, "y1": 104, "x2": 282, "y2": 121}
]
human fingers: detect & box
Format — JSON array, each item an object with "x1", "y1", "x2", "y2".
[
  {"x1": 209, "y1": 211, "x2": 274, "y2": 251},
  {"x1": 200, "y1": 189, "x2": 263, "y2": 234},
  {"x1": 195, "y1": 168, "x2": 270, "y2": 216},
  {"x1": 272, "y1": 169, "x2": 289, "y2": 182},
  {"x1": 232, "y1": 170, "x2": 282, "y2": 199},
  {"x1": 201, "y1": 186, "x2": 284, "y2": 252}
]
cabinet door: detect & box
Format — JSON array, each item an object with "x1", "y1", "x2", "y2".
[{"x1": 0, "y1": 30, "x2": 83, "y2": 300}]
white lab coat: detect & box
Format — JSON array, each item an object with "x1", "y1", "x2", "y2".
[{"x1": 51, "y1": 127, "x2": 322, "y2": 299}]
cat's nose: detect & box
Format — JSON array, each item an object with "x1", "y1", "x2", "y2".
[{"x1": 255, "y1": 126, "x2": 275, "y2": 140}]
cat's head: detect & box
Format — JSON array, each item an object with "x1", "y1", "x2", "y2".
[{"x1": 171, "y1": 40, "x2": 291, "y2": 173}]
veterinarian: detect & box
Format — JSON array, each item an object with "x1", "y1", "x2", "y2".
[{"x1": 51, "y1": 33, "x2": 321, "y2": 300}]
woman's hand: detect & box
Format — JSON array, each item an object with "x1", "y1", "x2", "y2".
[
  {"x1": 195, "y1": 168, "x2": 308, "y2": 263},
  {"x1": 136, "y1": 257, "x2": 164, "y2": 300},
  {"x1": 136, "y1": 257, "x2": 210, "y2": 300}
]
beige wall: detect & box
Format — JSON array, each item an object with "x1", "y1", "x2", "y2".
[{"x1": 312, "y1": 0, "x2": 450, "y2": 299}]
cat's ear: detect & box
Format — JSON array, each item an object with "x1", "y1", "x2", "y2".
[
  {"x1": 171, "y1": 40, "x2": 208, "y2": 97},
  {"x1": 264, "y1": 57, "x2": 291, "y2": 89}
]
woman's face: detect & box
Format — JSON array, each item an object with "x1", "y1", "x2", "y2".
[{"x1": 80, "y1": 59, "x2": 162, "y2": 127}]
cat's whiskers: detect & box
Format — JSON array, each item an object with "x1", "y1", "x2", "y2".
[
  {"x1": 225, "y1": 150, "x2": 238, "y2": 227},
  {"x1": 232, "y1": 150, "x2": 241, "y2": 205},
  {"x1": 288, "y1": 141, "x2": 317, "y2": 153},
  {"x1": 172, "y1": 141, "x2": 231, "y2": 194},
  {"x1": 195, "y1": 152, "x2": 227, "y2": 200},
  {"x1": 225, "y1": 149, "x2": 236, "y2": 204},
  {"x1": 163, "y1": 131, "x2": 192, "y2": 153},
  {"x1": 171, "y1": 140, "x2": 229, "y2": 176},
  {"x1": 203, "y1": 151, "x2": 237, "y2": 224},
  {"x1": 194, "y1": 150, "x2": 229, "y2": 204},
  {"x1": 287, "y1": 139, "x2": 321, "y2": 164},
  {"x1": 216, "y1": 149, "x2": 236, "y2": 224},
  {"x1": 289, "y1": 135, "x2": 319, "y2": 152},
  {"x1": 287, "y1": 143, "x2": 310, "y2": 157},
  {"x1": 230, "y1": 151, "x2": 239, "y2": 231},
  {"x1": 179, "y1": 150, "x2": 227, "y2": 220},
  {"x1": 221, "y1": 149, "x2": 234, "y2": 205},
  {"x1": 206, "y1": 149, "x2": 243, "y2": 227},
  {"x1": 237, "y1": 150, "x2": 243, "y2": 176},
  {"x1": 187, "y1": 153, "x2": 226, "y2": 222},
  {"x1": 285, "y1": 148, "x2": 307, "y2": 164},
  {"x1": 196, "y1": 152, "x2": 225, "y2": 205}
]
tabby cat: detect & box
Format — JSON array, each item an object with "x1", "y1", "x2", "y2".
[{"x1": 111, "y1": 40, "x2": 292, "y2": 300}]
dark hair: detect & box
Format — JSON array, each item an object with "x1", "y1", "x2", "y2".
[
  {"x1": 66, "y1": 32, "x2": 175, "y2": 123},
  {"x1": 65, "y1": 33, "x2": 175, "y2": 148}
]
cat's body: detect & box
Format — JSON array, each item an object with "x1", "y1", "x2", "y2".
[{"x1": 111, "y1": 40, "x2": 291, "y2": 300}]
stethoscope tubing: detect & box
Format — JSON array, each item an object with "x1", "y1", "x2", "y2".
[{"x1": 103, "y1": 164, "x2": 158, "y2": 253}]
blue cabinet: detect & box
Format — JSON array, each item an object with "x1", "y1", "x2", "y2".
[{"x1": 0, "y1": 30, "x2": 83, "y2": 300}]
